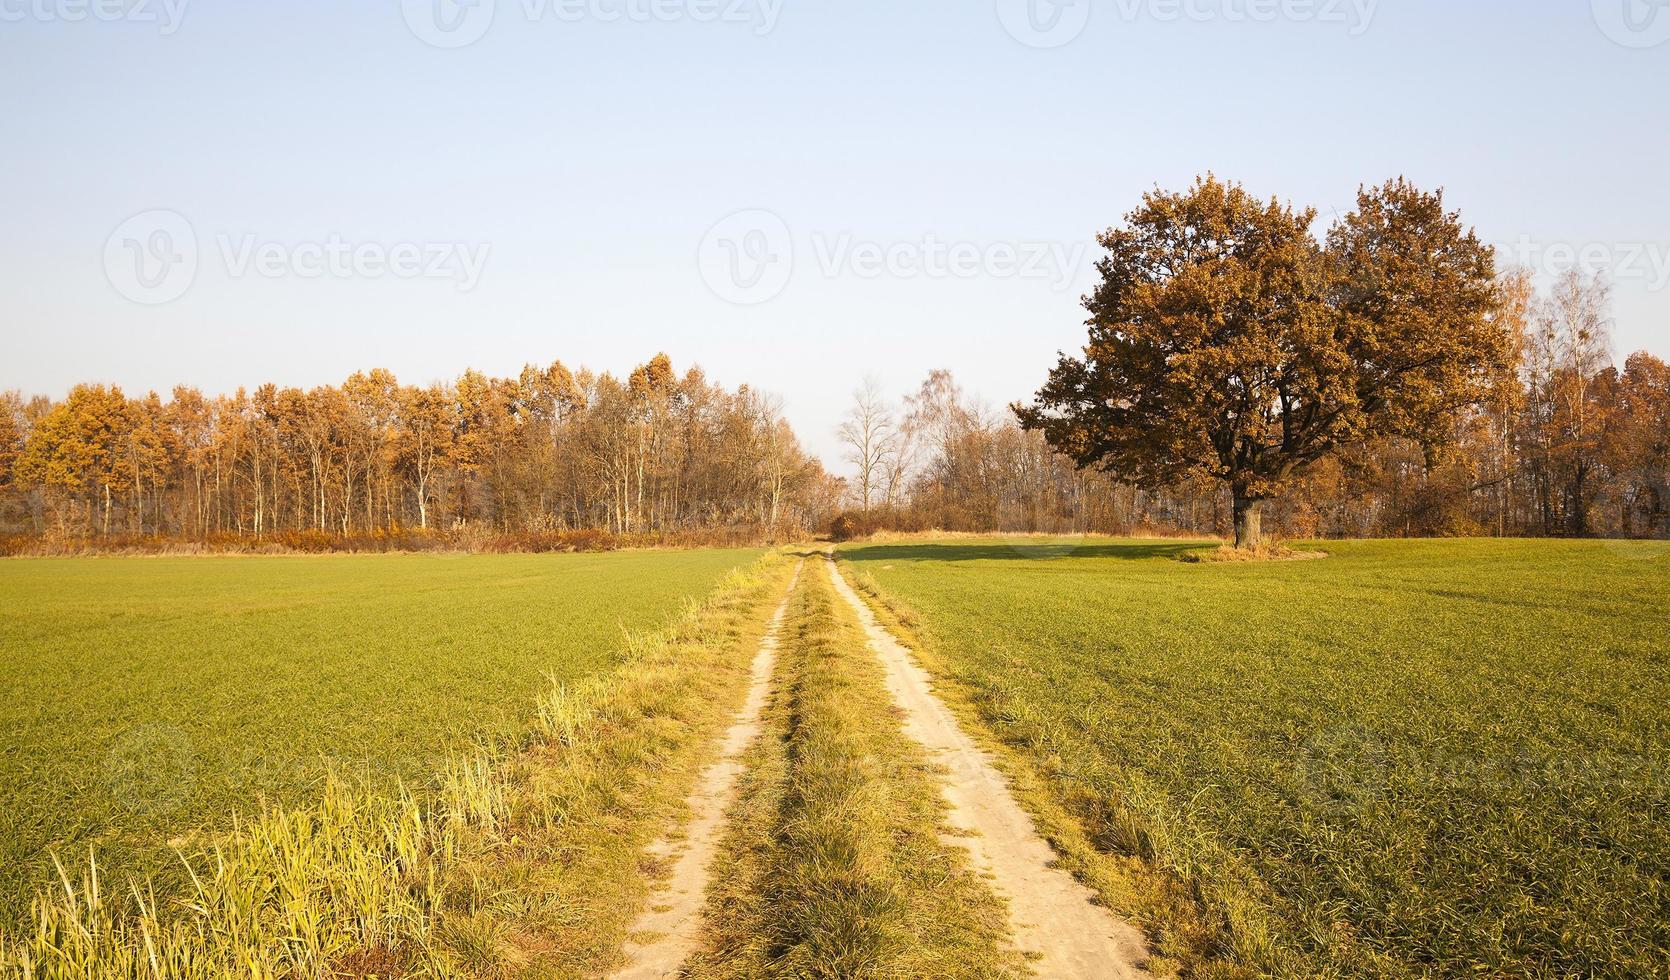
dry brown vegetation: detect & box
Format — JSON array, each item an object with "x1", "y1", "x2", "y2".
[
  {"x1": 0, "y1": 525, "x2": 771, "y2": 558},
  {"x1": 1178, "y1": 544, "x2": 1328, "y2": 563}
]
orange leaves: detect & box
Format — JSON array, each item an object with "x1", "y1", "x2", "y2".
[{"x1": 1020, "y1": 174, "x2": 1510, "y2": 524}]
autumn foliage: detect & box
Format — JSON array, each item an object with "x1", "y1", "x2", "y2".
[
  {"x1": 0, "y1": 355, "x2": 841, "y2": 551},
  {"x1": 1018, "y1": 176, "x2": 1515, "y2": 547},
  {"x1": 823, "y1": 185, "x2": 1666, "y2": 546}
]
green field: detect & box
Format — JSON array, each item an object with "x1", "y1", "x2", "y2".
[
  {"x1": 840, "y1": 538, "x2": 1670, "y2": 977},
  {"x1": 0, "y1": 548, "x2": 759, "y2": 924}
]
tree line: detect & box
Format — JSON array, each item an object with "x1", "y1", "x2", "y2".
[
  {"x1": 0, "y1": 355, "x2": 843, "y2": 550},
  {"x1": 837, "y1": 180, "x2": 1668, "y2": 544},
  {"x1": 837, "y1": 322, "x2": 1668, "y2": 544},
  {"x1": 6, "y1": 178, "x2": 1667, "y2": 551}
]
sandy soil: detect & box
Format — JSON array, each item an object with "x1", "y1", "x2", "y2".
[
  {"x1": 825, "y1": 557, "x2": 1152, "y2": 979},
  {"x1": 609, "y1": 560, "x2": 803, "y2": 980}
]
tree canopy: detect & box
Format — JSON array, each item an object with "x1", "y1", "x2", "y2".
[
  {"x1": 1017, "y1": 175, "x2": 1514, "y2": 547},
  {"x1": 1, "y1": 355, "x2": 839, "y2": 546}
]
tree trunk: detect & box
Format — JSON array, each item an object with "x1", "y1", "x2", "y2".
[
  {"x1": 1570, "y1": 463, "x2": 1589, "y2": 537},
  {"x1": 1233, "y1": 493, "x2": 1265, "y2": 549}
]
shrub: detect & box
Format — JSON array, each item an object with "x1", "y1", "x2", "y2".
[{"x1": 829, "y1": 511, "x2": 875, "y2": 542}]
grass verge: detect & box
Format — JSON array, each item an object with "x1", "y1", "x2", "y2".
[
  {"x1": 1, "y1": 551, "x2": 796, "y2": 979},
  {"x1": 684, "y1": 557, "x2": 1025, "y2": 979}
]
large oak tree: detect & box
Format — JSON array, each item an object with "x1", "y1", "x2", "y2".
[{"x1": 1017, "y1": 176, "x2": 1514, "y2": 547}]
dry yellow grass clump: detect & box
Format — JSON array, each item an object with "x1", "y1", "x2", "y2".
[{"x1": 1179, "y1": 543, "x2": 1328, "y2": 563}]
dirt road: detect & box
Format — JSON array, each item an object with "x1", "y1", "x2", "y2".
[
  {"x1": 825, "y1": 557, "x2": 1151, "y2": 979},
  {"x1": 609, "y1": 560, "x2": 803, "y2": 980}
]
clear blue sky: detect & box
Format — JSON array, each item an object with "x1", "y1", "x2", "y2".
[{"x1": 3, "y1": 0, "x2": 1667, "y2": 468}]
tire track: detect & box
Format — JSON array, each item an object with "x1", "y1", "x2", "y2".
[
  {"x1": 610, "y1": 559, "x2": 804, "y2": 980},
  {"x1": 825, "y1": 556, "x2": 1151, "y2": 979}
]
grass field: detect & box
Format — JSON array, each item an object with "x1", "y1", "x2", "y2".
[
  {"x1": 0, "y1": 548, "x2": 760, "y2": 925},
  {"x1": 839, "y1": 538, "x2": 1670, "y2": 977}
]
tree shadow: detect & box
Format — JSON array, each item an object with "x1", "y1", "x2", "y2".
[{"x1": 838, "y1": 540, "x2": 1213, "y2": 563}]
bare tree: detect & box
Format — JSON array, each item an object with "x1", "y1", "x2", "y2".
[
  {"x1": 880, "y1": 413, "x2": 917, "y2": 512},
  {"x1": 748, "y1": 390, "x2": 794, "y2": 528},
  {"x1": 1532, "y1": 269, "x2": 1614, "y2": 535},
  {"x1": 838, "y1": 378, "x2": 898, "y2": 513}
]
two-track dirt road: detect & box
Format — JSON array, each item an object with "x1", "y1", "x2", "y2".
[
  {"x1": 825, "y1": 556, "x2": 1150, "y2": 979},
  {"x1": 612, "y1": 553, "x2": 1149, "y2": 978}
]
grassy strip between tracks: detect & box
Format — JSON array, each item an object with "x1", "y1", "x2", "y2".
[{"x1": 684, "y1": 558, "x2": 1026, "y2": 980}]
